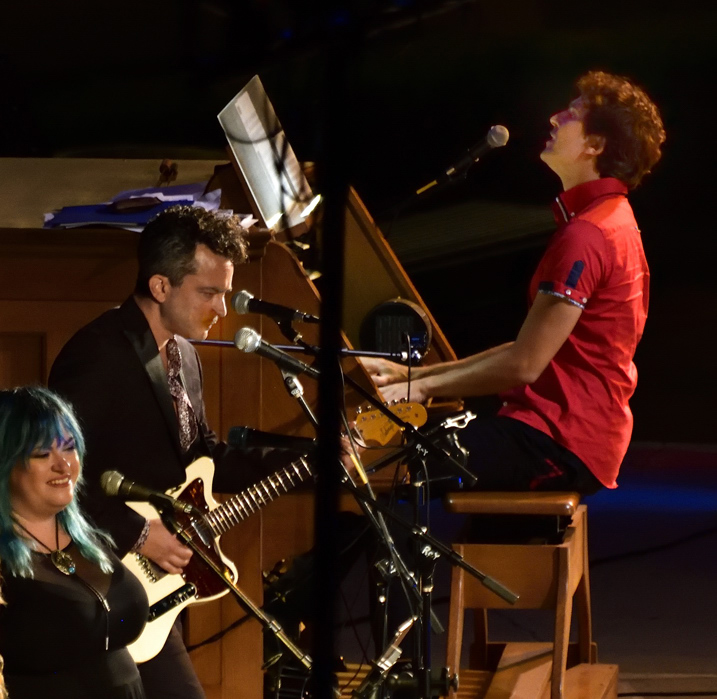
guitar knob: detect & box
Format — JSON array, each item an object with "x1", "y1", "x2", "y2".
[{"x1": 356, "y1": 406, "x2": 363, "y2": 414}]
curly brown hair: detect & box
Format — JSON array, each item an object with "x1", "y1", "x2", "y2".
[
  {"x1": 577, "y1": 71, "x2": 665, "y2": 189},
  {"x1": 134, "y1": 205, "x2": 248, "y2": 297}
]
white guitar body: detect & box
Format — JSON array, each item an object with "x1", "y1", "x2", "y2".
[{"x1": 124, "y1": 457, "x2": 237, "y2": 663}]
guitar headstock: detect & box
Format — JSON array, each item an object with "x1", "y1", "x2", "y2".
[{"x1": 353, "y1": 402, "x2": 428, "y2": 447}]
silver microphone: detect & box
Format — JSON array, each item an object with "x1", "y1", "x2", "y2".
[
  {"x1": 100, "y1": 471, "x2": 196, "y2": 515},
  {"x1": 232, "y1": 290, "x2": 320, "y2": 323},
  {"x1": 443, "y1": 124, "x2": 510, "y2": 178},
  {"x1": 234, "y1": 328, "x2": 320, "y2": 379}
]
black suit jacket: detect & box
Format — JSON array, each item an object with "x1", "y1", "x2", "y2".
[{"x1": 49, "y1": 297, "x2": 288, "y2": 555}]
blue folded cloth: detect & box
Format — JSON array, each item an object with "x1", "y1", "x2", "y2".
[{"x1": 44, "y1": 199, "x2": 193, "y2": 229}]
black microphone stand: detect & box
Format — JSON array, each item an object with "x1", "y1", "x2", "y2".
[
  {"x1": 265, "y1": 332, "x2": 503, "y2": 699},
  {"x1": 193, "y1": 338, "x2": 412, "y2": 364},
  {"x1": 267, "y1": 329, "x2": 473, "y2": 625},
  {"x1": 281, "y1": 368, "x2": 319, "y2": 429},
  {"x1": 256, "y1": 336, "x2": 461, "y2": 695},
  {"x1": 197, "y1": 329, "x2": 507, "y2": 698},
  {"x1": 337, "y1": 459, "x2": 519, "y2": 699},
  {"x1": 150, "y1": 500, "x2": 312, "y2": 672},
  {"x1": 270, "y1": 356, "x2": 432, "y2": 639}
]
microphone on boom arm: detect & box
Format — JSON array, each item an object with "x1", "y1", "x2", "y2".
[
  {"x1": 416, "y1": 124, "x2": 509, "y2": 195},
  {"x1": 234, "y1": 327, "x2": 320, "y2": 379},
  {"x1": 227, "y1": 426, "x2": 317, "y2": 452},
  {"x1": 232, "y1": 290, "x2": 320, "y2": 324},
  {"x1": 100, "y1": 470, "x2": 198, "y2": 515}
]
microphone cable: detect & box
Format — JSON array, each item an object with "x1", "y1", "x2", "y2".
[{"x1": 404, "y1": 331, "x2": 413, "y2": 404}]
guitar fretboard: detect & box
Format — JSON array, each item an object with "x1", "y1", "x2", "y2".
[{"x1": 203, "y1": 457, "x2": 313, "y2": 535}]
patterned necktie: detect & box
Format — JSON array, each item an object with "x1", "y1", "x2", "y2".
[{"x1": 166, "y1": 337, "x2": 198, "y2": 451}]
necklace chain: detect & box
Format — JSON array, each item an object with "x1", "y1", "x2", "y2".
[
  {"x1": 12, "y1": 515, "x2": 76, "y2": 575},
  {"x1": 13, "y1": 516, "x2": 58, "y2": 553}
]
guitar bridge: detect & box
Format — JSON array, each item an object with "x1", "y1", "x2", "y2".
[{"x1": 147, "y1": 583, "x2": 198, "y2": 621}]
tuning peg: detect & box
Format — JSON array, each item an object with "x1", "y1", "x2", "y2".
[{"x1": 355, "y1": 406, "x2": 363, "y2": 415}]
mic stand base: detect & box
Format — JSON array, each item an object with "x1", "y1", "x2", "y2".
[
  {"x1": 351, "y1": 617, "x2": 414, "y2": 699},
  {"x1": 383, "y1": 661, "x2": 458, "y2": 699}
]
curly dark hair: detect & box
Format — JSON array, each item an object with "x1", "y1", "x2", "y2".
[
  {"x1": 577, "y1": 71, "x2": 665, "y2": 190},
  {"x1": 134, "y1": 205, "x2": 248, "y2": 297}
]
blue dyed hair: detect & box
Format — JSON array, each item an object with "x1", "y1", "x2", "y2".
[{"x1": 0, "y1": 386, "x2": 114, "y2": 577}]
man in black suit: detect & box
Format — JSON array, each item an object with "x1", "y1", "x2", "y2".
[{"x1": 49, "y1": 206, "x2": 292, "y2": 699}]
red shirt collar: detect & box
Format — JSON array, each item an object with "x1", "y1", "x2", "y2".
[{"x1": 552, "y1": 177, "x2": 628, "y2": 223}]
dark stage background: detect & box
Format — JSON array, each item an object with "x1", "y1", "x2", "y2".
[{"x1": 2, "y1": 0, "x2": 716, "y2": 443}]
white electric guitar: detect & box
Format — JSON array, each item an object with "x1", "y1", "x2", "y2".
[{"x1": 123, "y1": 402, "x2": 427, "y2": 663}]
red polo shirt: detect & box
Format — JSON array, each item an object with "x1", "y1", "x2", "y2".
[{"x1": 498, "y1": 177, "x2": 649, "y2": 488}]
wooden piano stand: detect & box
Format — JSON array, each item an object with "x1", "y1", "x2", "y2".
[{"x1": 443, "y1": 493, "x2": 618, "y2": 699}]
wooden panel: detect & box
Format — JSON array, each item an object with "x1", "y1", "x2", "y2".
[
  {"x1": 343, "y1": 187, "x2": 458, "y2": 367},
  {"x1": 486, "y1": 642, "x2": 553, "y2": 699},
  {"x1": 0, "y1": 228, "x2": 137, "y2": 303},
  {"x1": 0, "y1": 333, "x2": 44, "y2": 388},
  {"x1": 0, "y1": 301, "x2": 127, "y2": 383},
  {"x1": 457, "y1": 543, "x2": 561, "y2": 609}
]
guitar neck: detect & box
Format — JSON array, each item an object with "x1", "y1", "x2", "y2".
[{"x1": 203, "y1": 457, "x2": 313, "y2": 535}]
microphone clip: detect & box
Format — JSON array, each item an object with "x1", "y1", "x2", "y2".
[{"x1": 148, "y1": 492, "x2": 196, "y2": 516}]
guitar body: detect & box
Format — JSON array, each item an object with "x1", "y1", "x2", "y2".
[
  {"x1": 122, "y1": 403, "x2": 426, "y2": 664},
  {"x1": 124, "y1": 457, "x2": 238, "y2": 663}
]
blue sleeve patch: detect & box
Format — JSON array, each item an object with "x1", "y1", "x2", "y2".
[{"x1": 565, "y1": 260, "x2": 584, "y2": 289}]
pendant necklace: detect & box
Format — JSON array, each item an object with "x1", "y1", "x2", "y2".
[{"x1": 13, "y1": 516, "x2": 76, "y2": 575}]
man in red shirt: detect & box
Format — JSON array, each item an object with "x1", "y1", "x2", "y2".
[{"x1": 364, "y1": 71, "x2": 665, "y2": 494}]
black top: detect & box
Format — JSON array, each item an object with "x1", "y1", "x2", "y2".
[{"x1": 0, "y1": 543, "x2": 148, "y2": 699}]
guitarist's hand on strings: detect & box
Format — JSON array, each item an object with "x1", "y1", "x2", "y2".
[{"x1": 139, "y1": 518, "x2": 193, "y2": 574}]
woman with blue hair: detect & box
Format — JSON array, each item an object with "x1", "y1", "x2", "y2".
[{"x1": 0, "y1": 386, "x2": 148, "y2": 699}]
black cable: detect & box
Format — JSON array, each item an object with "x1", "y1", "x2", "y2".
[
  {"x1": 336, "y1": 580, "x2": 372, "y2": 694},
  {"x1": 404, "y1": 331, "x2": 412, "y2": 404},
  {"x1": 186, "y1": 613, "x2": 251, "y2": 652}
]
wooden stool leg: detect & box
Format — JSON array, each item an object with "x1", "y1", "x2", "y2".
[
  {"x1": 551, "y1": 546, "x2": 572, "y2": 699},
  {"x1": 469, "y1": 609, "x2": 489, "y2": 670},
  {"x1": 446, "y1": 555, "x2": 466, "y2": 689},
  {"x1": 575, "y1": 510, "x2": 594, "y2": 664}
]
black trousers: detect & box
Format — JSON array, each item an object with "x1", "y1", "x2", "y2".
[
  {"x1": 138, "y1": 618, "x2": 205, "y2": 699},
  {"x1": 459, "y1": 416, "x2": 603, "y2": 495}
]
